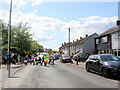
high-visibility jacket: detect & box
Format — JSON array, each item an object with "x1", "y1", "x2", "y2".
[{"x1": 44, "y1": 56, "x2": 49, "y2": 63}]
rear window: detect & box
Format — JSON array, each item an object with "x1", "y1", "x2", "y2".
[
  {"x1": 78, "y1": 53, "x2": 88, "y2": 57},
  {"x1": 100, "y1": 55, "x2": 120, "y2": 61}
]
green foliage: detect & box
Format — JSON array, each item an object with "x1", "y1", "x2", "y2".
[
  {"x1": 30, "y1": 40, "x2": 40, "y2": 53},
  {"x1": 1, "y1": 20, "x2": 40, "y2": 56}
]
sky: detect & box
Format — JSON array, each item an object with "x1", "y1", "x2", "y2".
[{"x1": 0, "y1": 0, "x2": 119, "y2": 50}]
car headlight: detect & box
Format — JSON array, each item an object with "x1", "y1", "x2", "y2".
[{"x1": 104, "y1": 62, "x2": 108, "y2": 66}]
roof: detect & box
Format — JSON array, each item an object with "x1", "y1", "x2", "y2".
[
  {"x1": 96, "y1": 26, "x2": 120, "y2": 38},
  {"x1": 72, "y1": 33, "x2": 98, "y2": 45},
  {"x1": 61, "y1": 33, "x2": 98, "y2": 48}
]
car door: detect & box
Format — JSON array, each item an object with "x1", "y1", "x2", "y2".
[
  {"x1": 88, "y1": 56, "x2": 95, "y2": 70},
  {"x1": 93, "y1": 56, "x2": 101, "y2": 72}
]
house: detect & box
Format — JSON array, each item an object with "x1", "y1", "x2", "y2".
[
  {"x1": 59, "y1": 33, "x2": 98, "y2": 56},
  {"x1": 95, "y1": 20, "x2": 120, "y2": 57}
]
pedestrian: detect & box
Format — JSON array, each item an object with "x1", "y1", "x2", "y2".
[
  {"x1": 24, "y1": 55, "x2": 28, "y2": 65},
  {"x1": 30, "y1": 55, "x2": 35, "y2": 65},
  {"x1": 12, "y1": 53, "x2": 17, "y2": 64},
  {"x1": 49, "y1": 54, "x2": 52, "y2": 64},
  {"x1": 70, "y1": 53, "x2": 74, "y2": 64},
  {"x1": 44, "y1": 54, "x2": 49, "y2": 66},
  {"x1": 28, "y1": 54, "x2": 32, "y2": 63},
  {"x1": 17, "y1": 54, "x2": 21, "y2": 65},
  {"x1": 41, "y1": 56, "x2": 44, "y2": 66},
  {"x1": 36, "y1": 57, "x2": 42, "y2": 65},
  {"x1": 50, "y1": 54, "x2": 54, "y2": 65}
]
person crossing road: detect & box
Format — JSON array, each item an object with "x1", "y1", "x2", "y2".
[{"x1": 44, "y1": 54, "x2": 49, "y2": 66}]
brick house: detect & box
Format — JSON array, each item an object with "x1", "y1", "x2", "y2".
[
  {"x1": 95, "y1": 20, "x2": 120, "y2": 57},
  {"x1": 59, "y1": 33, "x2": 98, "y2": 56}
]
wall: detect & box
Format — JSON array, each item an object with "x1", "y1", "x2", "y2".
[
  {"x1": 112, "y1": 32, "x2": 120, "y2": 49},
  {"x1": 83, "y1": 33, "x2": 98, "y2": 54}
]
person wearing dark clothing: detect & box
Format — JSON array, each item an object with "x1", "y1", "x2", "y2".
[
  {"x1": 28, "y1": 54, "x2": 31, "y2": 63},
  {"x1": 24, "y1": 55, "x2": 29, "y2": 65},
  {"x1": 36, "y1": 57, "x2": 42, "y2": 65},
  {"x1": 12, "y1": 53, "x2": 17, "y2": 64},
  {"x1": 41, "y1": 56, "x2": 44, "y2": 66}
]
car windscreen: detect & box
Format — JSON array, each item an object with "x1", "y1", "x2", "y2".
[{"x1": 100, "y1": 55, "x2": 120, "y2": 61}]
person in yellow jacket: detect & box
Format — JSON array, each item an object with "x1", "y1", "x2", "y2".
[{"x1": 44, "y1": 54, "x2": 49, "y2": 66}]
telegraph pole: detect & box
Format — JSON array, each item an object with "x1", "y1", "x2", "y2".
[
  {"x1": 69, "y1": 28, "x2": 70, "y2": 56},
  {"x1": 8, "y1": 0, "x2": 12, "y2": 78}
]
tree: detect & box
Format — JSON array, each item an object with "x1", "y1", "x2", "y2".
[
  {"x1": 0, "y1": 20, "x2": 8, "y2": 56},
  {"x1": 11, "y1": 23, "x2": 32, "y2": 55},
  {"x1": 1, "y1": 20, "x2": 40, "y2": 56},
  {"x1": 30, "y1": 40, "x2": 40, "y2": 53}
]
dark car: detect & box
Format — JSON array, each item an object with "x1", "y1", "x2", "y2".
[
  {"x1": 85, "y1": 54, "x2": 120, "y2": 78},
  {"x1": 73, "y1": 53, "x2": 89, "y2": 62},
  {"x1": 60, "y1": 55, "x2": 72, "y2": 63}
]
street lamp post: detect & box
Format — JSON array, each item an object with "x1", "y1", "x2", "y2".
[
  {"x1": 8, "y1": 0, "x2": 12, "y2": 78},
  {"x1": 69, "y1": 28, "x2": 70, "y2": 56}
]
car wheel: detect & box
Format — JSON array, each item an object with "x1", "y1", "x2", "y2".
[
  {"x1": 101, "y1": 68, "x2": 109, "y2": 78},
  {"x1": 86, "y1": 64, "x2": 90, "y2": 72}
]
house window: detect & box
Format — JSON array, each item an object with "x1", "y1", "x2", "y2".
[
  {"x1": 118, "y1": 50, "x2": 120, "y2": 56},
  {"x1": 99, "y1": 38, "x2": 101, "y2": 43},
  {"x1": 73, "y1": 46, "x2": 75, "y2": 49},
  {"x1": 101, "y1": 36, "x2": 108, "y2": 43},
  {"x1": 96, "y1": 39, "x2": 99, "y2": 44}
]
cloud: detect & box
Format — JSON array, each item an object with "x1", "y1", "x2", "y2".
[
  {"x1": 0, "y1": 0, "x2": 28, "y2": 11},
  {"x1": 33, "y1": 10, "x2": 38, "y2": 13},
  {"x1": 38, "y1": 36, "x2": 54, "y2": 42},
  {"x1": 0, "y1": 10, "x2": 9, "y2": 23},
  {"x1": 0, "y1": 0, "x2": 43, "y2": 11},
  {"x1": 31, "y1": 0, "x2": 44, "y2": 6},
  {"x1": 65, "y1": 16, "x2": 117, "y2": 39},
  {"x1": 0, "y1": 9, "x2": 117, "y2": 45}
]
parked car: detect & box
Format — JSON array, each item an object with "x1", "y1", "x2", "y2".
[
  {"x1": 73, "y1": 53, "x2": 89, "y2": 62},
  {"x1": 60, "y1": 55, "x2": 72, "y2": 63},
  {"x1": 85, "y1": 54, "x2": 120, "y2": 78}
]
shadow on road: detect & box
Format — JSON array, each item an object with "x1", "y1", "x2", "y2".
[
  {"x1": 9, "y1": 76, "x2": 19, "y2": 78},
  {"x1": 88, "y1": 70, "x2": 120, "y2": 81},
  {"x1": 11, "y1": 66, "x2": 22, "y2": 68}
]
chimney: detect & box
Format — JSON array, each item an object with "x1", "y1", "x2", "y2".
[
  {"x1": 62, "y1": 43, "x2": 63, "y2": 46},
  {"x1": 64, "y1": 42, "x2": 66, "y2": 45},
  {"x1": 77, "y1": 39, "x2": 78, "y2": 41},
  {"x1": 73, "y1": 40, "x2": 74, "y2": 42},
  {"x1": 80, "y1": 37, "x2": 82, "y2": 39},
  {"x1": 116, "y1": 20, "x2": 120, "y2": 26},
  {"x1": 86, "y1": 34, "x2": 88, "y2": 37}
]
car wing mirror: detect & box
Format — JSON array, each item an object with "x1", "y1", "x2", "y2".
[{"x1": 96, "y1": 59, "x2": 100, "y2": 62}]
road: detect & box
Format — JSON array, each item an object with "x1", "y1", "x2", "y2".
[{"x1": 2, "y1": 60, "x2": 119, "y2": 88}]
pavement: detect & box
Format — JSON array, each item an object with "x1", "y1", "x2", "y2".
[
  {"x1": 1, "y1": 64, "x2": 22, "y2": 69},
  {"x1": 70, "y1": 60, "x2": 85, "y2": 69},
  {"x1": 0, "y1": 64, "x2": 24, "y2": 90},
  {"x1": 1, "y1": 60, "x2": 119, "y2": 88}
]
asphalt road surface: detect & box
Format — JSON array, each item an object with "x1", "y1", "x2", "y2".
[{"x1": 2, "y1": 60, "x2": 119, "y2": 88}]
